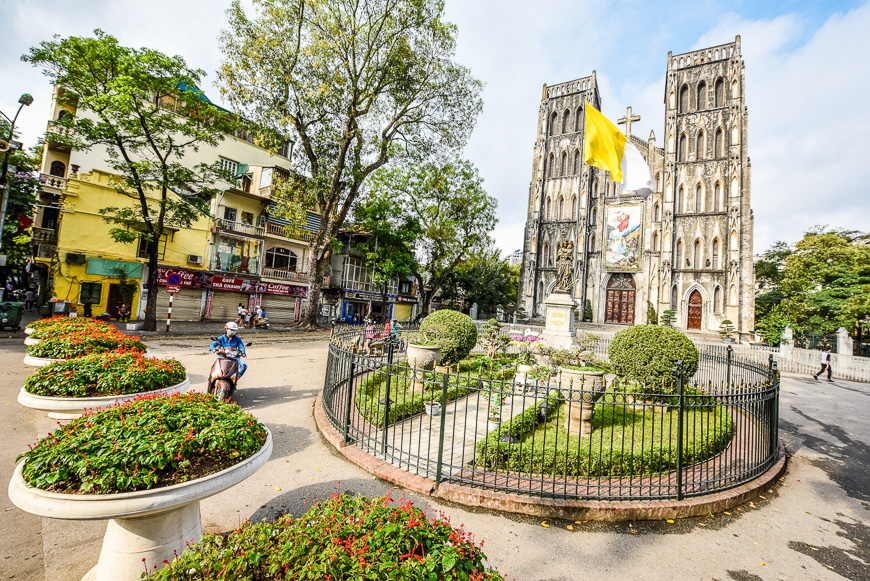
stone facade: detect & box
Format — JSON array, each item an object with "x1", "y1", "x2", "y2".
[{"x1": 519, "y1": 37, "x2": 754, "y2": 338}]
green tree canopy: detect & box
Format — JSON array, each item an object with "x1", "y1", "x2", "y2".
[
  {"x1": 0, "y1": 145, "x2": 40, "y2": 288},
  {"x1": 24, "y1": 30, "x2": 236, "y2": 330},
  {"x1": 367, "y1": 158, "x2": 497, "y2": 314},
  {"x1": 218, "y1": 0, "x2": 483, "y2": 327},
  {"x1": 440, "y1": 248, "x2": 519, "y2": 320}
]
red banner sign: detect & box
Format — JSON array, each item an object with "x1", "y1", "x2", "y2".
[
  {"x1": 210, "y1": 275, "x2": 257, "y2": 293},
  {"x1": 155, "y1": 268, "x2": 256, "y2": 293},
  {"x1": 256, "y1": 281, "x2": 307, "y2": 297}
]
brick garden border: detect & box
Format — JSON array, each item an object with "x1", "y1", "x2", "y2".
[{"x1": 314, "y1": 392, "x2": 787, "y2": 521}]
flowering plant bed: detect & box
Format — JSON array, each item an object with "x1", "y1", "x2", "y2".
[
  {"x1": 17, "y1": 393, "x2": 267, "y2": 494},
  {"x1": 27, "y1": 316, "x2": 113, "y2": 339},
  {"x1": 146, "y1": 492, "x2": 505, "y2": 580},
  {"x1": 23, "y1": 352, "x2": 185, "y2": 398},
  {"x1": 25, "y1": 329, "x2": 146, "y2": 360}
]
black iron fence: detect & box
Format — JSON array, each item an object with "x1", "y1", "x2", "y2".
[{"x1": 322, "y1": 328, "x2": 780, "y2": 501}]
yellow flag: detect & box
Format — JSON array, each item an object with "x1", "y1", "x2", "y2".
[{"x1": 583, "y1": 104, "x2": 627, "y2": 182}]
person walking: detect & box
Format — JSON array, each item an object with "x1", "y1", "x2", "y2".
[
  {"x1": 24, "y1": 289, "x2": 35, "y2": 312},
  {"x1": 363, "y1": 318, "x2": 375, "y2": 354},
  {"x1": 237, "y1": 304, "x2": 247, "y2": 327},
  {"x1": 812, "y1": 348, "x2": 833, "y2": 382}
]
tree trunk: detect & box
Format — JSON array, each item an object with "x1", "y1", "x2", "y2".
[
  {"x1": 143, "y1": 244, "x2": 159, "y2": 331},
  {"x1": 298, "y1": 241, "x2": 329, "y2": 329}
]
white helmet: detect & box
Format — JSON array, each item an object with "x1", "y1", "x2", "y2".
[{"x1": 225, "y1": 321, "x2": 239, "y2": 337}]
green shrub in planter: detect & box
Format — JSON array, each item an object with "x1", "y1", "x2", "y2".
[
  {"x1": 608, "y1": 325, "x2": 698, "y2": 388},
  {"x1": 24, "y1": 352, "x2": 186, "y2": 398},
  {"x1": 148, "y1": 492, "x2": 505, "y2": 580},
  {"x1": 17, "y1": 393, "x2": 266, "y2": 494},
  {"x1": 418, "y1": 310, "x2": 478, "y2": 364}
]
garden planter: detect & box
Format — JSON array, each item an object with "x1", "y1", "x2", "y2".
[
  {"x1": 487, "y1": 418, "x2": 502, "y2": 432},
  {"x1": 24, "y1": 326, "x2": 35, "y2": 335},
  {"x1": 514, "y1": 363, "x2": 534, "y2": 385},
  {"x1": 559, "y1": 368, "x2": 606, "y2": 436},
  {"x1": 406, "y1": 343, "x2": 441, "y2": 393},
  {"x1": 24, "y1": 351, "x2": 153, "y2": 367},
  {"x1": 18, "y1": 377, "x2": 191, "y2": 420},
  {"x1": 8, "y1": 428, "x2": 273, "y2": 581},
  {"x1": 424, "y1": 401, "x2": 442, "y2": 416},
  {"x1": 24, "y1": 336, "x2": 40, "y2": 346}
]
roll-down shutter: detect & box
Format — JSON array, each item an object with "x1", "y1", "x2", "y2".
[
  {"x1": 260, "y1": 294, "x2": 297, "y2": 324},
  {"x1": 156, "y1": 289, "x2": 204, "y2": 322},
  {"x1": 209, "y1": 291, "x2": 252, "y2": 322}
]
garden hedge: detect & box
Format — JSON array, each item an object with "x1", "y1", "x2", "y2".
[
  {"x1": 418, "y1": 310, "x2": 478, "y2": 364},
  {"x1": 608, "y1": 325, "x2": 698, "y2": 389}
]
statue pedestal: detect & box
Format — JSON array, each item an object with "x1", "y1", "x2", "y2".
[{"x1": 541, "y1": 292, "x2": 576, "y2": 349}]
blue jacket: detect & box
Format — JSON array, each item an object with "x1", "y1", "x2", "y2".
[{"x1": 210, "y1": 334, "x2": 246, "y2": 356}]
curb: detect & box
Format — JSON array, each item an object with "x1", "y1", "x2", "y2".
[{"x1": 313, "y1": 392, "x2": 788, "y2": 521}]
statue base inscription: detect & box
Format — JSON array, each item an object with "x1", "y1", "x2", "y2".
[{"x1": 542, "y1": 292, "x2": 576, "y2": 349}]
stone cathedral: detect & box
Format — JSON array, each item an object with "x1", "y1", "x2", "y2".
[{"x1": 518, "y1": 36, "x2": 755, "y2": 338}]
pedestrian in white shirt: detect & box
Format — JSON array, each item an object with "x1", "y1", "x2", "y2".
[{"x1": 812, "y1": 348, "x2": 833, "y2": 381}]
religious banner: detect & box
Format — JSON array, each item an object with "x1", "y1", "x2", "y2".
[
  {"x1": 604, "y1": 204, "x2": 643, "y2": 272},
  {"x1": 257, "y1": 281, "x2": 307, "y2": 297}
]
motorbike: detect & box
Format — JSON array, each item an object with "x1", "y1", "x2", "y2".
[
  {"x1": 253, "y1": 315, "x2": 269, "y2": 330},
  {"x1": 207, "y1": 340, "x2": 252, "y2": 401}
]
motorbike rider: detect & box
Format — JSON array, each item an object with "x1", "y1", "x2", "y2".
[{"x1": 209, "y1": 322, "x2": 247, "y2": 380}]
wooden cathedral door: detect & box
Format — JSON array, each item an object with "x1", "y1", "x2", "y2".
[
  {"x1": 604, "y1": 274, "x2": 636, "y2": 324},
  {"x1": 687, "y1": 290, "x2": 703, "y2": 330}
]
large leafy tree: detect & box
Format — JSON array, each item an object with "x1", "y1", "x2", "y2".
[
  {"x1": 753, "y1": 240, "x2": 792, "y2": 345},
  {"x1": 218, "y1": 0, "x2": 483, "y2": 327},
  {"x1": 24, "y1": 31, "x2": 236, "y2": 330},
  {"x1": 368, "y1": 158, "x2": 497, "y2": 314},
  {"x1": 0, "y1": 145, "x2": 40, "y2": 288},
  {"x1": 441, "y1": 249, "x2": 519, "y2": 319},
  {"x1": 351, "y1": 194, "x2": 420, "y2": 312}
]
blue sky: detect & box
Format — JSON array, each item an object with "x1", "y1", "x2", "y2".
[{"x1": 2, "y1": 0, "x2": 867, "y2": 255}]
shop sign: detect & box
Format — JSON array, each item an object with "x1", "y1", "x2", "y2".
[
  {"x1": 211, "y1": 275, "x2": 257, "y2": 293},
  {"x1": 257, "y1": 281, "x2": 307, "y2": 297},
  {"x1": 156, "y1": 267, "x2": 257, "y2": 292}
]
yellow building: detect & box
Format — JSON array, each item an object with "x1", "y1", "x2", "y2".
[{"x1": 32, "y1": 85, "x2": 315, "y2": 323}]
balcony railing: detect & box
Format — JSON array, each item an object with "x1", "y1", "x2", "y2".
[
  {"x1": 47, "y1": 121, "x2": 74, "y2": 138},
  {"x1": 31, "y1": 227, "x2": 59, "y2": 244},
  {"x1": 40, "y1": 174, "x2": 68, "y2": 190},
  {"x1": 266, "y1": 222, "x2": 315, "y2": 242},
  {"x1": 262, "y1": 267, "x2": 310, "y2": 283},
  {"x1": 210, "y1": 255, "x2": 261, "y2": 275},
  {"x1": 214, "y1": 218, "x2": 264, "y2": 237}
]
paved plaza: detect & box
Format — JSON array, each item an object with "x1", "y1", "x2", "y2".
[{"x1": 1, "y1": 332, "x2": 868, "y2": 580}]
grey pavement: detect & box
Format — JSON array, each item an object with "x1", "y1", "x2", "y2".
[{"x1": 0, "y1": 334, "x2": 868, "y2": 580}]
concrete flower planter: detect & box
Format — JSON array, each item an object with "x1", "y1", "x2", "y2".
[
  {"x1": 18, "y1": 377, "x2": 191, "y2": 420},
  {"x1": 24, "y1": 326, "x2": 34, "y2": 335},
  {"x1": 8, "y1": 428, "x2": 273, "y2": 581},
  {"x1": 24, "y1": 351, "x2": 153, "y2": 367},
  {"x1": 406, "y1": 343, "x2": 441, "y2": 393},
  {"x1": 559, "y1": 368, "x2": 607, "y2": 436},
  {"x1": 514, "y1": 363, "x2": 535, "y2": 385},
  {"x1": 24, "y1": 336, "x2": 40, "y2": 346}
]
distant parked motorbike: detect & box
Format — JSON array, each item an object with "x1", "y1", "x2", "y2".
[
  {"x1": 254, "y1": 315, "x2": 269, "y2": 330},
  {"x1": 207, "y1": 339, "x2": 252, "y2": 401}
]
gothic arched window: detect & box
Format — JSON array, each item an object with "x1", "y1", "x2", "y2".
[
  {"x1": 679, "y1": 133, "x2": 687, "y2": 161},
  {"x1": 558, "y1": 196, "x2": 564, "y2": 219},
  {"x1": 677, "y1": 186, "x2": 685, "y2": 213},
  {"x1": 562, "y1": 109, "x2": 570, "y2": 134},
  {"x1": 574, "y1": 107, "x2": 583, "y2": 132},
  {"x1": 714, "y1": 182, "x2": 722, "y2": 211},
  {"x1": 654, "y1": 202, "x2": 660, "y2": 222},
  {"x1": 545, "y1": 197, "x2": 551, "y2": 220},
  {"x1": 696, "y1": 130, "x2": 706, "y2": 158},
  {"x1": 655, "y1": 172, "x2": 662, "y2": 191},
  {"x1": 714, "y1": 286, "x2": 722, "y2": 312},
  {"x1": 592, "y1": 181, "x2": 598, "y2": 198},
  {"x1": 697, "y1": 82, "x2": 707, "y2": 110},
  {"x1": 590, "y1": 207, "x2": 597, "y2": 226},
  {"x1": 714, "y1": 129, "x2": 724, "y2": 157},
  {"x1": 652, "y1": 231, "x2": 659, "y2": 251},
  {"x1": 570, "y1": 195, "x2": 577, "y2": 219},
  {"x1": 715, "y1": 78, "x2": 725, "y2": 107},
  {"x1": 549, "y1": 112, "x2": 558, "y2": 136},
  {"x1": 695, "y1": 184, "x2": 703, "y2": 213},
  {"x1": 561, "y1": 152, "x2": 568, "y2": 177},
  {"x1": 712, "y1": 238, "x2": 720, "y2": 269},
  {"x1": 49, "y1": 160, "x2": 66, "y2": 177},
  {"x1": 548, "y1": 153, "x2": 555, "y2": 177},
  {"x1": 693, "y1": 239, "x2": 701, "y2": 269},
  {"x1": 679, "y1": 85, "x2": 689, "y2": 113},
  {"x1": 676, "y1": 239, "x2": 684, "y2": 267},
  {"x1": 573, "y1": 150, "x2": 581, "y2": 175},
  {"x1": 542, "y1": 242, "x2": 549, "y2": 267}
]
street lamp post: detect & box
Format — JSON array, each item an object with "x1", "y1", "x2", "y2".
[{"x1": 0, "y1": 93, "x2": 35, "y2": 252}]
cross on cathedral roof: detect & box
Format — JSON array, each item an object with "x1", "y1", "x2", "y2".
[{"x1": 617, "y1": 106, "x2": 641, "y2": 139}]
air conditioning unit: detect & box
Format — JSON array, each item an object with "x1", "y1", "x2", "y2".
[
  {"x1": 65, "y1": 252, "x2": 85, "y2": 264},
  {"x1": 187, "y1": 254, "x2": 203, "y2": 265}
]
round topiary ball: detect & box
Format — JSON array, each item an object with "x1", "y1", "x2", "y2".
[
  {"x1": 608, "y1": 325, "x2": 698, "y2": 388},
  {"x1": 418, "y1": 310, "x2": 478, "y2": 364}
]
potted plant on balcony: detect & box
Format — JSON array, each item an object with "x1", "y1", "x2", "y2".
[
  {"x1": 8, "y1": 393, "x2": 272, "y2": 581},
  {"x1": 18, "y1": 352, "x2": 189, "y2": 419}
]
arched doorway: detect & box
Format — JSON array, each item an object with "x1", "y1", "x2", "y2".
[
  {"x1": 605, "y1": 273, "x2": 636, "y2": 324},
  {"x1": 687, "y1": 290, "x2": 702, "y2": 330}
]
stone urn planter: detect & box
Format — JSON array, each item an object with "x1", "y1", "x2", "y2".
[
  {"x1": 487, "y1": 417, "x2": 502, "y2": 432},
  {"x1": 406, "y1": 343, "x2": 441, "y2": 393},
  {"x1": 424, "y1": 401, "x2": 442, "y2": 416},
  {"x1": 514, "y1": 363, "x2": 535, "y2": 385},
  {"x1": 559, "y1": 367, "x2": 607, "y2": 436},
  {"x1": 8, "y1": 429, "x2": 273, "y2": 581},
  {"x1": 18, "y1": 377, "x2": 191, "y2": 420}
]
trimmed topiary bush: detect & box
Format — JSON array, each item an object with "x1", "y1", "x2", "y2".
[
  {"x1": 608, "y1": 325, "x2": 698, "y2": 388},
  {"x1": 418, "y1": 310, "x2": 478, "y2": 364}
]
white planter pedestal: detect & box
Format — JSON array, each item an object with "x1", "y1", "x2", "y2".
[
  {"x1": 9, "y1": 429, "x2": 272, "y2": 581},
  {"x1": 24, "y1": 327, "x2": 34, "y2": 335},
  {"x1": 24, "y1": 336, "x2": 40, "y2": 346},
  {"x1": 18, "y1": 377, "x2": 191, "y2": 420}
]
